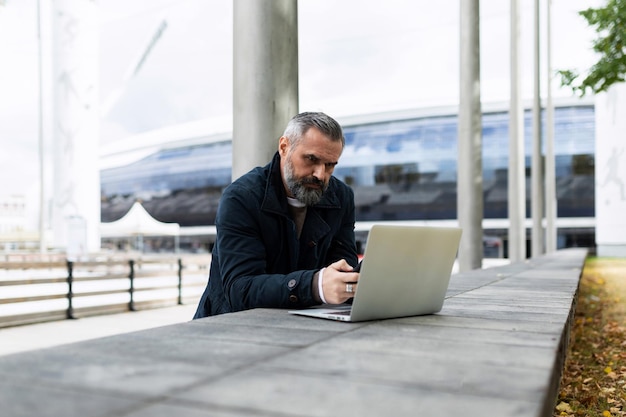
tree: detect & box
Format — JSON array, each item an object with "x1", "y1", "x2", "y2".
[{"x1": 558, "y1": 0, "x2": 626, "y2": 96}]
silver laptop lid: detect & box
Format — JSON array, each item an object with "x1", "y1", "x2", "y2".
[{"x1": 349, "y1": 224, "x2": 462, "y2": 322}]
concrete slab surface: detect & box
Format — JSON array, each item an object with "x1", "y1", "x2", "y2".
[{"x1": 0, "y1": 249, "x2": 587, "y2": 417}]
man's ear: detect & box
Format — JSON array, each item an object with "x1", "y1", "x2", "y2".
[{"x1": 278, "y1": 136, "x2": 289, "y2": 157}]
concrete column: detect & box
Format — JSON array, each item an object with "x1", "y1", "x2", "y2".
[
  {"x1": 232, "y1": 0, "x2": 298, "y2": 180},
  {"x1": 51, "y1": 0, "x2": 100, "y2": 257},
  {"x1": 508, "y1": 0, "x2": 526, "y2": 262},
  {"x1": 595, "y1": 83, "x2": 626, "y2": 257},
  {"x1": 458, "y1": 0, "x2": 483, "y2": 272},
  {"x1": 531, "y1": 0, "x2": 545, "y2": 257}
]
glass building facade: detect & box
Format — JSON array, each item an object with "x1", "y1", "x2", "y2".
[{"x1": 101, "y1": 104, "x2": 595, "y2": 252}]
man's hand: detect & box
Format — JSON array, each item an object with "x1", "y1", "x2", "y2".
[{"x1": 322, "y1": 259, "x2": 359, "y2": 304}]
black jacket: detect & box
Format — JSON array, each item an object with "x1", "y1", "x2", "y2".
[{"x1": 193, "y1": 152, "x2": 358, "y2": 318}]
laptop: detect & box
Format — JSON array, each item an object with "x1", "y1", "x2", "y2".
[{"x1": 289, "y1": 224, "x2": 462, "y2": 322}]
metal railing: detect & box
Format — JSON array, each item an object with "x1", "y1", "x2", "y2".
[{"x1": 0, "y1": 254, "x2": 210, "y2": 328}]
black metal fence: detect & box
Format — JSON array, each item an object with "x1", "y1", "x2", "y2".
[{"x1": 0, "y1": 254, "x2": 210, "y2": 328}]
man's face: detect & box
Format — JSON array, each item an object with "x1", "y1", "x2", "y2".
[{"x1": 279, "y1": 127, "x2": 343, "y2": 206}]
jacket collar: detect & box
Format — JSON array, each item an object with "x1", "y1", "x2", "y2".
[{"x1": 261, "y1": 152, "x2": 341, "y2": 215}]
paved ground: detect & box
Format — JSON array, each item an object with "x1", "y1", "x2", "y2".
[{"x1": 0, "y1": 303, "x2": 198, "y2": 356}]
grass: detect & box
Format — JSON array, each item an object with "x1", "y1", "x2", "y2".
[{"x1": 554, "y1": 257, "x2": 626, "y2": 417}]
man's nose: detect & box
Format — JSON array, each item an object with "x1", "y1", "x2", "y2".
[{"x1": 312, "y1": 163, "x2": 326, "y2": 179}]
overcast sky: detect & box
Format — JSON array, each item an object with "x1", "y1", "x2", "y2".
[{"x1": 0, "y1": 0, "x2": 601, "y2": 226}]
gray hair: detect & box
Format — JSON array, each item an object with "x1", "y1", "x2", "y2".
[{"x1": 282, "y1": 112, "x2": 345, "y2": 149}]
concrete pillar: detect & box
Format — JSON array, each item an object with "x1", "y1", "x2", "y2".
[
  {"x1": 508, "y1": 0, "x2": 526, "y2": 262},
  {"x1": 458, "y1": 0, "x2": 483, "y2": 271},
  {"x1": 595, "y1": 82, "x2": 626, "y2": 257},
  {"x1": 232, "y1": 0, "x2": 299, "y2": 180},
  {"x1": 51, "y1": 0, "x2": 100, "y2": 257}
]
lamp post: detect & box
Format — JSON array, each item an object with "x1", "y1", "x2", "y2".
[
  {"x1": 508, "y1": 0, "x2": 525, "y2": 262},
  {"x1": 531, "y1": 0, "x2": 545, "y2": 257},
  {"x1": 545, "y1": 0, "x2": 557, "y2": 253}
]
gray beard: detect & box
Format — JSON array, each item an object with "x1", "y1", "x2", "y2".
[{"x1": 283, "y1": 159, "x2": 327, "y2": 206}]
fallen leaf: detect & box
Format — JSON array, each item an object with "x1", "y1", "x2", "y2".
[{"x1": 556, "y1": 402, "x2": 573, "y2": 414}]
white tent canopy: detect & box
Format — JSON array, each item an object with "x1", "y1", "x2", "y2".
[{"x1": 100, "y1": 202, "x2": 180, "y2": 238}]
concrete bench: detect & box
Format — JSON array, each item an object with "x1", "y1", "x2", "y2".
[{"x1": 0, "y1": 248, "x2": 586, "y2": 417}]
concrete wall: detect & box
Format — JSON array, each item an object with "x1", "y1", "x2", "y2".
[{"x1": 595, "y1": 82, "x2": 626, "y2": 257}]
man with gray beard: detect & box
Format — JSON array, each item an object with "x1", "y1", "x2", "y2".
[{"x1": 193, "y1": 112, "x2": 360, "y2": 318}]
